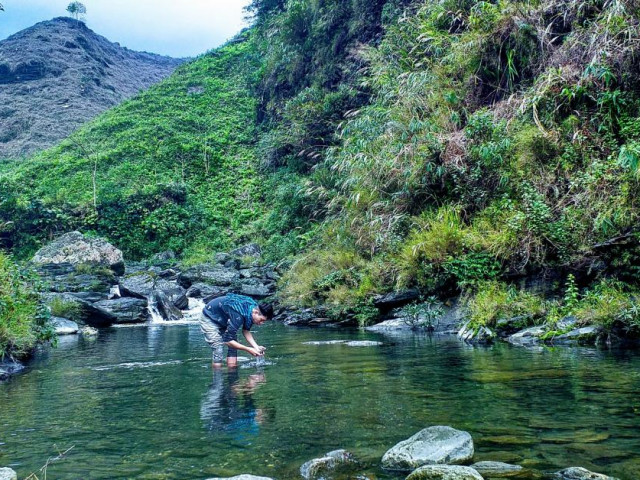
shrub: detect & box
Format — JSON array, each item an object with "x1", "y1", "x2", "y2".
[{"x1": 48, "y1": 297, "x2": 82, "y2": 321}]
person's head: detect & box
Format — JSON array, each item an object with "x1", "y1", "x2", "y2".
[{"x1": 252, "y1": 302, "x2": 274, "y2": 325}]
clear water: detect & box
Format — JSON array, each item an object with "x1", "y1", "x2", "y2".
[{"x1": 1, "y1": 323, "x2": 639, "y2": 479}]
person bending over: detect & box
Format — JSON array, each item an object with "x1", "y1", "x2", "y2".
[{"x1": 200, "y1": 293, "x2": 273, "y2": 368}]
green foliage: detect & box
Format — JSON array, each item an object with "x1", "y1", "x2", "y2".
[
  {"x1": 0, "y1": 252, "x2": 53, "y2": 359},
  {"x1": 402, "y1": 296, "x2": 444, "y2": 329},
  {"x1": 573, "y1": 279, "x2": 639, "y2": 330},
  {"x1": 48, "y1": 297, "x2": 82, "y2": 321}
]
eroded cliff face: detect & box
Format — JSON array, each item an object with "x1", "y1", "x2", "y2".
[{"x1": 0, "y1": 17, "x2": 184, "y2": 159}]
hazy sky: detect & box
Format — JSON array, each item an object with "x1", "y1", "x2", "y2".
[{"x1": 0, "y1": 0, "x2": 252, "y2": 57}]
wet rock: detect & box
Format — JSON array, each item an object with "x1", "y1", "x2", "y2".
[
  {"x1": 187, "y1": 283, "x2": 228, "y2": 300},
  {"x1": 186, "y1": 285, "x2": 202, "y2": 298},
  {"x1": 345, "y1": 341, "x2": 383, "y2": 347},
  {"x1": 373, "y1": 289, "x2": 420, "y2": 310},
  {"x1": 382, "y1": 426, "x2": 474, "y2": 471},
  {"x1": 406, "y1": 465, "x2": 484, "y2": 480},
  {"x1": 0, "y1": 467, "x2": 18, "y2": 480},
  {"x1": 158, "y1": 268, "x2": 179, "y2": 279},
  {"x1": 0, "y1": 362, "x2": 25, "y2": 381},
  {"x1": 94, "y1": 298, "x2": 148, "y2": 324},
  {"x1": 230, "y1": 243, "x2": 262, "y2": 258},
  {"x1": 506, "y1": 326, "x2": 545, "y2": 346},
  {"x1": 300, "y1": 449, "x2": 358, "y2": 479},
  {"x1": 32, "y1": 231, "x2": 125, "y2": 275},
  {"x1": 152, "y1": 290, "x2": 183, "y2": 321},
  {"x1": 154, "y1": 279, "x2": 188, "y2": 309},
  {"x1": 120, "y1": 273, "x2": 155, "y2": 299},
  {"x1": 35, "y1": 262, "x2": 116, "y2": 294},
  {"x1": 238, "y1": 281, "x2": 272, "y2": 299},
  {"x1": 458, "y1": 322, "x2": 495, "y2": 344},
  {"x1": 552, "y1": 326, "x2": 603, "y2": 344},
  {"x1": 552, "y1": 467, "x2": 619, "y2": 480},
  {"x1": 303, "y1": 340, "x2": 347, "y2": 345},
  {"x1": 471, "y1": 461, "x2": 522, "y2": 477},
  {"x1": 51, "y1": 317, "x2": 79, "y2": 335},
  {"x1": 495, "y1": 316, "x2": 530, "y2": 338},
  {"x1": 43, "y1": 293, "x2": 116, "y2": 327},
  {"x1": 366, "y1": 318, "x2": 414, "y2": 332}
]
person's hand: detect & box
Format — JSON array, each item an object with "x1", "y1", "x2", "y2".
[
  {"x1": 257, "y1": 345, "x2": 266, "y2": 354},
  {"x1": 247, "y1": 347, "x2": 263, "y2": 357}
]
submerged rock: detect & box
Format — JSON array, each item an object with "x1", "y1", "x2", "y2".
[
  {"x1": 32, "y1": 231, "x2": 125, "y2": 275},
  {"x1": 345, "y1": 341, "x2": 383, "y2": 347},
  {"x1": 80, "y1": 326, "x2": 98, "y2": 336},
  {"x1": 0, "y1": 467, "x2": 17, "y2": 480},
  {"x1": 51, "y1": 317, "x2": 79, "y2": 335},
  {"x1": 382, "y1": 426, "x2": 474, "y2": 471},
  {"x1": 0, "y1": 362, "x2": 25, "y2": 381},
  {"x1": 406, "y1": 465, "x2": 484, "y2": 480},
  {"x1": 300, "y1": 449, "x2": 358, "y2": 479},
  {"x1": 552, "y1": 467, "x2": 619, "y2": 480},
  {"x1": 365, "y1": 318, "x2": 414, "y2": 332},
  {"x1": 471, "y1": 461, "x2": 523, "y2": 477}
]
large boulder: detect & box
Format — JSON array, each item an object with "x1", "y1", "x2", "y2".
[
  {"x1": 120, "y1": 273, "x2": 156, "y2": 299},
  {"x1": 152, "y1": 290, "x2": 183, "y2": 322},
  {"x1": 300, "y1": 449, "x2": 358, "y2": 479},
  {"x1": 406, "y1": 465, "x2": 484, "y2": 480},
  {"x1": 382, "y1": 426, "x2": 474, "y2": 471},
  {"x1": 552, "y1": 467, "x2": 619, "y2": 480},
  {"x1": 154, "y1": 279, "x2": 188, "y2": 310},
  {"x1": 43, "y1": 292, "x2": 117, "y2": 327},
  {"x1": 32, "y1": 231, "x2": 125, "y2": 275},
  {"x1": 373, "y1": 289, "x2": 420, "y2": 310},
  {"x1": 94, "y1": 298, "x2": 148, "y2": 324},
  {"x1": 177, "y1": 264, "x2": 240, "y2": 288},
  {"x1": 35, "y1": 262, "x2": 116, "y2": 294},
  {"x1": 230, "y1": 243, "x2": 262, "y2": 258},
  {"x1": 51, "y1": 317, "x2": 79, "y2": 335},
  {"x1": 0, "y1": 468, "x2": 17, "y2": 480}
]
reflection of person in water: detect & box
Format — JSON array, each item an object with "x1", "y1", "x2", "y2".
[{"x1": 200, "y1": 368, "x2": 266, "y2": 434}]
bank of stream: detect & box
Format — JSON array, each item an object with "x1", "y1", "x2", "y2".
[{"x1": 1, "y1": 323, "x2": 639, "y2": 479}]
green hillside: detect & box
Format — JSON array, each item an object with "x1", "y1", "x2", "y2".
[{"x1": 2, "y1": 0, "x2": 640, "y2": 336}]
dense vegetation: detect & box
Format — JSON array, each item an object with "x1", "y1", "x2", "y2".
[
  {"x1": 0, "y1": 251, "x2": 52, "y2": 359},
  {"x1": 2, "y1": 0, "x2": 640, "y2": 338}
]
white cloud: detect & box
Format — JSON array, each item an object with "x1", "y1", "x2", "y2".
[{"x1": 0, "y1": 0, "x2": 251, "y2": 57}]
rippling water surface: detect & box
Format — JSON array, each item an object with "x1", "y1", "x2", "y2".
[{"x1": 1, "y1": 323, "x2": 639, "y2": 479}]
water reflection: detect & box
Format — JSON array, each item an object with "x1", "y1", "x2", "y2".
[{"x1": 200, "y1": 368, "x2": 267, "y2": 436}]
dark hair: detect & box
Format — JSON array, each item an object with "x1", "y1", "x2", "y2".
[{"x1": 258, "y1": 302, "x2": 274, "y2": 319}]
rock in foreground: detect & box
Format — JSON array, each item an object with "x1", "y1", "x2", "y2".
[
  {"x1": 406, "y1": 465, "x2": 484, "y2": 480},
  {"x1": 51, "y1": 317, "x2": 79, "y2": 335},
  {"x1": 552, "y1": 467, "x2": 619, "y2": 480},
  {"x1": 382, "y1": 426, "x2": 474, "y2": 471},
  {"x1": 300, "y1": 449, "x2": 358, "y2": 479},
  {"x1": 0, "y1": 468, "x2": 17, "y2": 480},
  {"x1": 470, "y1": 461, "x2": 522, "y2": 477},
  {"x1": 32, "y1": 231, "x2": 125, "y2": 275}
]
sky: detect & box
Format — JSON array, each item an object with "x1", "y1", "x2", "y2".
[{"x1": 0, "y1": 0, "x2": 252, "y2": 57}]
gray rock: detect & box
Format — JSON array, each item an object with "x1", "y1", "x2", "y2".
[
  {"x1": 177, "y1": 264, "x2": 240, "y2": 288},
  {"x1": 300, "y1": 449, "x2": 358, "y2": 479},
  {"x1": 70, "y1": 291, "x2": 109, "y2": 303},
  {"x1": 552, "y1": 467, "x2": 619, "y2": 480},
  {"x1": 382, "y1": 426, "x2": 474, "y2": 471},
  {"x1": 552, "y1": 326, "x2": 603, "y2": 344},
  {"x1": 556, "y1": 316, "x2": 578, "y2": 331},
  {"x1": 43, "y1": 292, "x2": 116, "y2": 327},
  {"x1": 152, "y1": 290, "x2": 183, "y2": 321},
  {"x1": 458, "y1": 323, "x2": 495, "y2": 343},
  {"x1": 0, "y1": 467, "x2": 18, "y2": 480},
  {"x1": 238, "y1": 281, "x2": 272, "y2": 299},
  {"x1": 154, "y1": 279, "x2": 188, "y2": 309},
  {"x1": 471, "y1": 461, "x2": 522, "y2": 477},
  {"x1": 0, "y1": 362, "x2": 25, "y2": 381},
  {"x1": 406, "y1": 465, "x2": 484, "y2": 480},
  {"x1": 32, "y1": 231, "x2": 125, "y2": 275},
  {"x1": 495, "y1": 316, "x2": 531, "y2": 337},
  {"x1": 374, "y1": 289, "x2": 420, "y2": 310},
  {"x1": 230, "y1": 243, "x2": 262, "y2": 258},
  {"x1": 35, "y1": 262, "x2": 116, "y2": 294},
  {"x1": 120, "y1": 273, "x2": 156, "y2": 299},
  {"x1": 150, "y1": 250, "x2": 176, "y2": 264},
  {"x1": 506, "y1": 326, "x2": 545, "y2": 346},
  {"x1": 206, "y1": 476, "x2": 273, "y2": 480},
  {"x1": 188, "y1": 283, "x2": 229, "y2": 300},
  {"x1": 366, "y1": 318, "x2": 415, "y2": 332},
  {"x1": 94, "y1": 298, "x2": 148, "y2": 324},
  {"x1": 51, "y1": 317, "x2": 79, "y2": 335}
]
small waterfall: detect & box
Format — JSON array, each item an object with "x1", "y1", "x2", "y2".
[{"x1": 147, "y1": 295, "x2": 165, "y2": 324}]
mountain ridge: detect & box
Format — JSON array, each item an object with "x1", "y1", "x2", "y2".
[{"x1": 0, "y1": 17, "x2": 184, "y2": 159}]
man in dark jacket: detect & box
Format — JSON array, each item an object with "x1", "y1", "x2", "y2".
[{"x1": 200, "y1": 293, "x2": 274, "y2": 367}]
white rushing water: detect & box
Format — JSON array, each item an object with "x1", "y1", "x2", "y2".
[{"x1": 147, "y1": 296, "x2": 205, "y2": 325}]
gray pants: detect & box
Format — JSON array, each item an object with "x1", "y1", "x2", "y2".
[{"x1": 199, "y1": 315, "x2": 238, "y2": 363}]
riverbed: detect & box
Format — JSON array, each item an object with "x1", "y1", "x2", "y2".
[{"x1": 1, "y1": 323, "x2": 639, "y2": 479}]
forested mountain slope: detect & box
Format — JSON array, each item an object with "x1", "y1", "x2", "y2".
[{"x1": 0, "y1": 17, "x2": 183, "y2": 159}]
